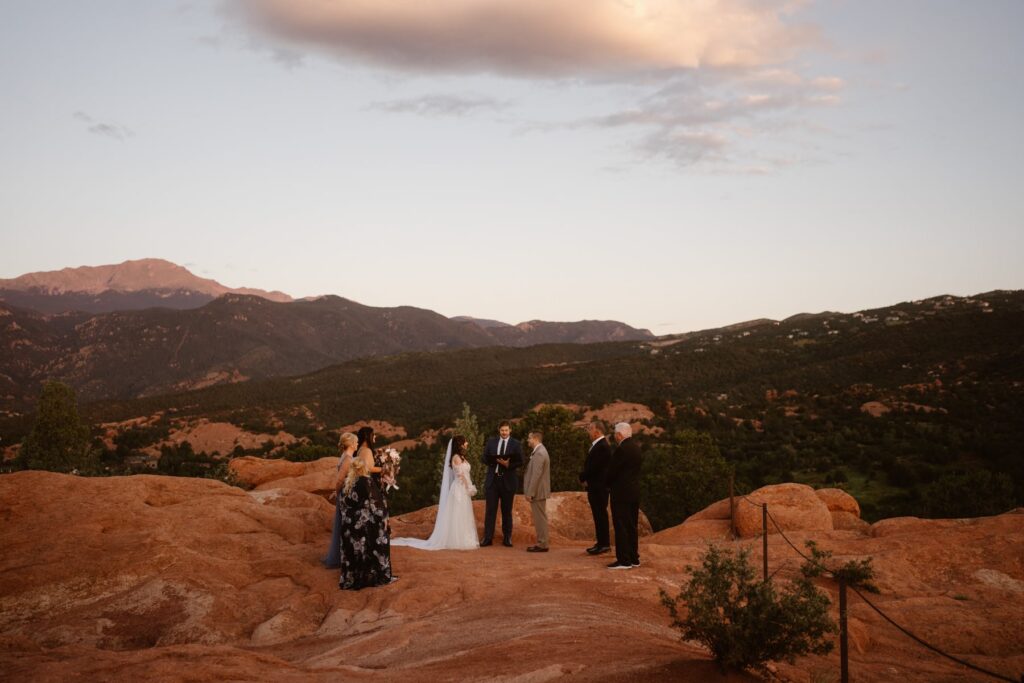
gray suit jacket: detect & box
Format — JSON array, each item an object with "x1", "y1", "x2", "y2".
[{"x1": 523, "y1": 444, "x2": 551, "y2": 500}]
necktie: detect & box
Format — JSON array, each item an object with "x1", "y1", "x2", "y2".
[{"x1": 496, "y1": 439, "x2": 506, "y2": 473}]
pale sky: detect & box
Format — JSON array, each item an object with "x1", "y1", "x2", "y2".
[{"x1": 1, "y1": 1, "x2": 1022, "y2": 333}]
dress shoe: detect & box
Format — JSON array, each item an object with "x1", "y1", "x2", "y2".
[
  {"x1": 586, "y1": 545, "x2": 611, "y2": 555},
  {"x1": 502, "y1": 539, "x2": 513, "y2": 547},
  {"x1": 480, "y1": 540, "x2": 493, "y2": 547},
  {"x1": 527, "y1": 545, "x2": 549, "y2": 553}
]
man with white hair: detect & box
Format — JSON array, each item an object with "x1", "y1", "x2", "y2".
[{"x1": 605, "y1": 422, "x2": 642, "y2": 569}]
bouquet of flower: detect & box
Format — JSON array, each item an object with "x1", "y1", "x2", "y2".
[{"x1": 378, "y1": 447, "x2": 401, "y2": 492}]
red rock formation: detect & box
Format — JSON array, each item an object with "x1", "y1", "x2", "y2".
[
  {"x1": 2, "y1": 473, "x2": 1022, "y2": 682},
  {"x1": 229, "y1": 456, "x2": 340, "y2": 496},
  {"x1": 168, "y1": 419, "x2": 299, "y2": 456},
  {"x1": 0, "y1": 472, "x2": 740, "y2": 682},
  {"x1": 860, "y1": 401, "x2": 891, "y2": 418},
  {"x1": 734, "y1": 483, "x2": 834, "y2": 538},
  {"x1": 583, "y1": 401, "x2": 655, "y2": 424},
  {"x1": 815, "y1": 488, "x2": 862, "y2": 517},
  {"x1": 228, "y1": 456, "x2": 309, "y2": 488},
  {"x1": 815, "y1": 488, "x2": 870, "y2": 533}
]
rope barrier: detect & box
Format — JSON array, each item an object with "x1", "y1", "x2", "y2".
[
  {"x1": 730, "y1": 482, "x2": 1020, "y2": 682},
  {"x1": 737, "y1": 492, "x2": 763, "y2": 508},
  {"x1": 848, "y1": 585, "x2": 1019, "y2": 683},
  {"x1": 765, "y1": 509, "x2": 835, "y2": 578}
]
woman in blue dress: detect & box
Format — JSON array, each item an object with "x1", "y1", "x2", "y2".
[{"x1": 322, "y1": 432, "x2": 358, "y2": 568}]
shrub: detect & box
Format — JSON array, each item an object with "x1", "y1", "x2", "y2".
[
  {"x1": 660, "y1": 545, "x2": 836, "y2": 674},
  {"x1": 801, "y1": 540, "x2": 879, "y2": 593}
]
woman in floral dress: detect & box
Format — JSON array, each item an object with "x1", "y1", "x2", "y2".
[{"x1": 339, "y1": 455, "x2": 394, "y2": 590}]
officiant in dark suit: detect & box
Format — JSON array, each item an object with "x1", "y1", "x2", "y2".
[
  {"x1": 580, "y1": 420, "x2": 612, "y2": 555},
  {"x1": 606, "y1": 422, "x2": 643, "y2": 570},
  {"x1": 481, "y1": 420, "x2": 523, "y2": 547}
]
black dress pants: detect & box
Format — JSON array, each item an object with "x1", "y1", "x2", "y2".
[
  {"x1": 484, "y1": 476, "x2": 515, "y2": 542},
  {"x1": 611, "y1": 497, "x2": 639, "y2": 565},
  {"x1": 587, "y1": 488, "x2": 610, "y2": 547}
]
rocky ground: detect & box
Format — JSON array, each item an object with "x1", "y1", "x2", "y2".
[{"x1": 1, "y1": 467, "x2": 1022, "y2": 682}]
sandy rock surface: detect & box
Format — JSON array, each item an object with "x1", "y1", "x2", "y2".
[{"x1": 1, "y1": 473, "x2": 1022, "y2": 683}]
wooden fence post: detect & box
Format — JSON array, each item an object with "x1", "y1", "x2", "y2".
[
  {"x1": 762, "y1": 503, "x2": 768, "y2": 583},
  {"x1": 839, "y1": 577, "x2": 850, "y2": 683},
  {"x1": 729, "y1": 472, "x2": 736, "y2": 538}
]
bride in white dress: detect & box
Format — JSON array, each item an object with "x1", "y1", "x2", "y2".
[{"x1": 392, "y1": 436, "x2": 479, "y2": 550}]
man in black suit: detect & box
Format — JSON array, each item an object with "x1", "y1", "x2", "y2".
[
  {"x1": 605, "y1": 422, "x2": 643, "y2": 569},
  {"x1": 481, "y1": 420, "x2": 524, "y2": 547},
  {"x1": 579, "y1": 420, "x2": 612, "y2": 555}
]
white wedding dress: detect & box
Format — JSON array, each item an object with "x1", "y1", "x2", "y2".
[{"x1": 393, "y1": 440, "x2": 479, "y2": 550}]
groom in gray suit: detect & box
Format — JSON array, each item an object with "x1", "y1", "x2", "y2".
[{"x1": 524, "y1": 431, "x2": 551, "y2": 553}]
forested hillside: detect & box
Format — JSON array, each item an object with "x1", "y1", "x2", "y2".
[{"x1": 4, "y1": 291, "x2": 1021, "y2": 524}]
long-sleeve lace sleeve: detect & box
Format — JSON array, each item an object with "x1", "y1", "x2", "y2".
[{"x1": 453, "y1": 457, "x2": 476, "y2": 495}]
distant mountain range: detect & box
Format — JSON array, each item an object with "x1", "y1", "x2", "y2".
[
  {"x1": 0, "y1": 259, "x2": 292, "y2": 313},
  {"x1": 453, "y1": 316, "x2": 650, "y2": 346},
  {"x1": 89, "y1": 288, "x2": 1020, "y2": 426},
  {"x1": 0, "y1": 259, "x2": 654, "y2": 406}
]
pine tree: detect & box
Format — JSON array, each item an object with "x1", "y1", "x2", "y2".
[
  {"x1": 21, "y1": 382, "x2": 96, "y2": 473},
  {"x1": 453, "y1": 403, "x2": 485, "y2": 496}
]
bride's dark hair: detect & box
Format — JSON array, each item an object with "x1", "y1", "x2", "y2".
[
  {"x1": 450, "y1": 435, "x2": 468, "y2": 466},
  {"x1": 356, "y1": 426, "x2": 375, "y2": 450}
]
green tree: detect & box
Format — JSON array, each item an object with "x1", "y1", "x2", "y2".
[
  {"x1": 660, "y1": 544, "x2": 836, "y2": 675},
  {"x1": 158, "y1": 441, "x2": 195, "y2": 476},
  {"x1": 517, "y1": 405, "x2": 589, "y2": 493},
  {"x1": 453, "y1": 403, "x2": 485, "y2": 497},
  {"x1": 640, "y1": 430, "x2": 731, "y2": 531},
  {"x1": 20, "y1": 382, "x2": 97, "y2": 473},
  {"x1": 922, "y1": 469, "x2": 1016, "y2": 518},
  {"x1": 386, "y1": 443, "x2": 445, "y2": 515},
  {"x1": 284, "y1": 443, "x2": 336, "y2": 462}
]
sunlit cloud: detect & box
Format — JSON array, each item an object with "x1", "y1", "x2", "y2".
[
  {"x1": 240, "y1": 0, "x2": 818, "y2": 77},
  {"x1": 235, "y1": 0, "x2": 843, "y2": 172}
]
